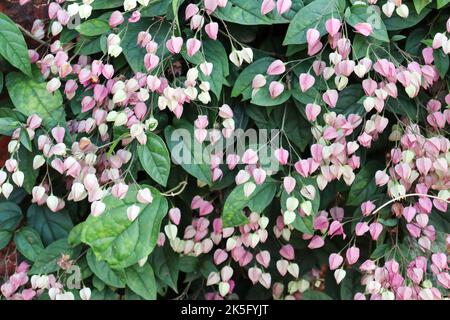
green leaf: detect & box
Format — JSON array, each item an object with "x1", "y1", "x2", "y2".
[
  {"x1": 333, "y1": 84, "x2": 365, "y2": 116},
  {"x1": 0, "y1": 230, "x2": 12, "y2": 250},
  {"x1": 179, "y1": 256, "x2": 198, "y2": 273},
  {"x1": 90, "y1": 287, "x2": 120, "y2": 300},
  {"x1": 437, "y1": 0, "x2": 450, "y2": 8},
  {"x1": 100, "y1": 33, "x2": 108, "y2": 54},
  {"x1": 391, "y1": 35, "x2": 406, "y2": 42},
  {"x1": 86, "y1": 249, "x2": 126, "y2": 288},
  {"x1": 405, "y1": 28, "x2": 427, "y2": 56},
  {"x1": 383, "y1": 8, "x2": 431, "y2": 30},
  {"x1": 92, "y1": 0, "x2": 123, "y2": 9},
  {"x1": 76, "y1": 36, "x2": 102, "y2": 55},
  {"x1": 284, "y1": 0, "x2": 345, "y2": 45},
  {"x1": 286, "y1": 44, "x2": 308, "y2": 56},
  {"x1": 302, "y1": 290, "x2": 333, "y2": 300},
  {"x1": 386, "y1": 96, "x2": 420, "y2": 119},
  {"x1": 27, "y1": 204, "x2": 73, "y2": 246},
  {"x1": 81, "y1": 185, "x2": 168, "y2": 269},
  {"x1": 340, "y1": 269, "x2": 360, "y2": 300},
  {"x1": 199, "y1": 259, "x2": 219, "y2": 280},
  {"x1": 213, "y1": 0, "x2": 302, "y2": 25},
  {"x1": 222, "y1": 180, "x2": 278, "y2": 227},
  {"x1": 6, "y1": 72, "x2": 64, "y2": 127},
  {"x1": 76, "y1": 19, "x2": 110, "y2": 37},
  {"x1": 141, "y1": 0, "x2": 173, "y2": 17},
  {"x1": 292, "y1": 84, "x2": 321, "y2": 105},
  {"x1": 413, "y1": 0, "x2": 431, "y2": 14},
  {"x1": 0, "y1": 107, "x2": 25, "y2": 121},
  {"x1": 345, "y1": 5, "x2": 389, "y2": 42},
  {"x1": 172, "y1": 0, "x2": 183, "y2": 32},
  {"x1": 0, "y1": 13, "x2": 32, "y2": 76},
  {"x1": 370, "y1": 243, "x2": 390, "y2": 259},
  {"x1": 124, "y1": 288, "x2": 143, "y2": 300},
  {"x1": 429, "y1": 209, "x2": 450, "y2": 233},
  {"x1": 150, "y1": 245, "x2": 179, "y2": 292},
  {"x1": 346, "y1": 161, "x2": 384, "y2": 206},
  {"x1": 121, "y1": 18, "x2": 171, "y2": 73},
  {"x1": 137, "y1": 132, "x2": 171, "y2": 187},
  {"x1": 19, "y1": 129, "x2": 32, "y2": 152},
  {"x1": 245, "y1": 105, "x2": 272, "y2": 125},
  {"x1": 59, "y1": 28, "x2": 78, "y2": 44},
  {"x1": 68, "y1": 222, "x2": 85, "y2": 247},
  {"x1": 232, "y1": 57, "x2": 275, "y2": 100},
  {"x1": 433, "y1": 49, "x2": 449, "y2": 79},
  {"x1": 0, "y1": 202, "x2": 22, "y2": 231},
  {"x1": 17, "y1": 145, "x2": 39, "y2": 194},
  {"x1": 294, "y1": 215, "x2": 314, "y2": 235},
  {"x1": 0, "y1": 71, "x2": 3, "y2": 92},
  {"x1": 30, "y1": 238, "x2": 74, "y2": 274},
  {"x1": 2, "y1": 188, "x2": 27, "y2": 205},
  {"x1": 245, "y1": 104, "x2": 311, "y2": 152},
  {"x1": 14, "y1": 226, "x2": 44, "y2": 261},
  {"x1": 421, "y1": 39, "x2": 433, "y2": 47},
  {"x1": 92, "y1": 275, "x2": 106, "y2": 291},
  {"x1": 277, "y1": 105, "x2": 312, "y2": 151},
  {"x1": 164, "y1": 119, "x2": 212, "y2": 185},
  {"x1": 0, "y1": 118, "x2": 22, "y2": 135},
  {"x1": 352, "y1": 34, "x2": 403, "y2": 62},
  {"x1": 183, "y1": 40, "x2": 229, "y2": 98},
  {"x1": 125, "y1": 263, "x2": 157, "y2": 300},
  {"x1": 379, "y1": 218, "x2": 398, "y2": 227}
]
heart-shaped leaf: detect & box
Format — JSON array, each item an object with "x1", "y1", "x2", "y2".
[
  {"x1": 137, "y1": 132, "x2": 171, "y2": 187},
  {"x1": 81, "y1": 185, "x2": 168, "y2": 269},
  {"x1": 0, "y1": 13, "x2": 32, "y2": 76}
]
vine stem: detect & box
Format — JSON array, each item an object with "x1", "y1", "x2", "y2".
[
  {"x1": 16, "y1": 23, "x2": 47, "y2": 45},
  {"x1": 160, "y1": 178, "x2": 188, "y2": 197},
  {"x1": 371, "y1": 193, "x2": 450, "y2": 216}
]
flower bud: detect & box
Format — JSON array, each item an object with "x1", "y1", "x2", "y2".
[
  {"x1": 283, "y1": 210, "x2": 296, "y2": 225},
  {"x1": 12, "y1": 171, "x2": 24, "y2": 187},
  {"x1": 7, "y1": 140, "x2": 19, "y2": 153},
  {"x1": 79, "y1": 287, "x2": 91, "y2": 300},
  {"x1": 123, "y1": 0, "x2": 137, "y2": 11},
  {"x1": 218, "y1": 282, "x2": 230, "y2": 297},
  {"x1": 229, "y1": 50, "x2": 242, "y2": 67},
  {"x1": 243, "y1": 182, "x2": 256, "y2": 197},
  {"x1": 396, "y1": 4, "x2": 409, "y2": 18},
  {"x1": 114, "y1": 112, "x2": 128, "y2": 127},
  {"x1": 91, "y1": 201, "x2": 106, "y2": 217},
  {"x1": 164, "y1": 224, "x2": 178, "y2": 241},
  {"x1": 382, "y1": 1, "x2": 395, "y2": 17},
  {"x1": 47, "y1": 78, "x2": 61, "y2": 93},
  {"x1": 127, "y1": 204, "x2": 141, "y2": 222},
  {"x1": 109, "y1": 11, "x2": 124, "y2": 28},
  {"x1": 2, "y1": 182, "x2": 14, "y2": 199},
  {"x1": 334, "y1": 268, "x2": 346, "y2": 284},
  {"x1": 137, "y1": 188, "x2": 153, "y2": 204},
  {"x1": 286, "y1": 196, "x2": 299, "y2": 212},
  {"x1": 46, "y1": 195, "x2": 59, "y2": 212}
]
